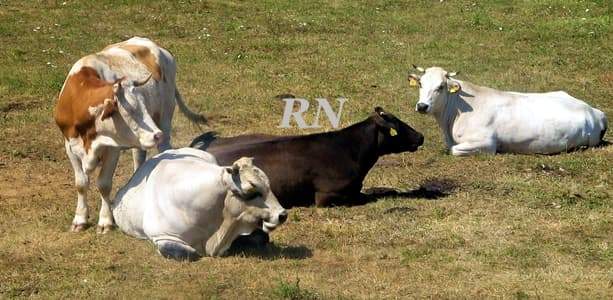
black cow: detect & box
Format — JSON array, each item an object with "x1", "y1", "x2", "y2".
[{"x1": 190, "y1": 107, "x2": 424, "y2": 208}]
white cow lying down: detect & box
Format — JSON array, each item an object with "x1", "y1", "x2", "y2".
[
  {"x1": 409, "y1": 66, "x2": 608, "y2": 155},
  {"x1": 112, "y1": 148, "x2": 288, "y2": 261}
]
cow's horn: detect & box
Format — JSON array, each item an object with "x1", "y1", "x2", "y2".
[
  {"x1": 133, "y1": 73, "x2": 152, "y2": 87},
  {"x1": 446, "y1": 71, "x2": 459, "y2": 77},
  {"x1": 412, "y1": 64, "x2": 425, "y2": 73}
]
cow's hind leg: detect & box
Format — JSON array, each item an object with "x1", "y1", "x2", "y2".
[
  {"x1": 132, "y1": 149, "x2": 146, "y2": 172},
  {"x1": 156, "y1": 240, "x2": 200, "y2": 261},
  {"x1": 450, "y1": 140, "x2": 496, "y2": 156},
  {"x1": 96, "y1": 148, "x2": 120, "y2": 234},
  {"x1": 65, "y1": 142, "x2": 89, "y2": 232}
]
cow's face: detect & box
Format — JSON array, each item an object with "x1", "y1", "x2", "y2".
[
  {"x1": 105, "y1": 76, "x2": 163, "y2": 149},
  {"x1": 222, "y1": 157, "x2": 288, "y2": 233},
  {"x1": 409, "y1": 66, "x2": 461, "y2": 114},
  {"x1": 372, "y1": 107, "x2": 424, "y2": 154}
]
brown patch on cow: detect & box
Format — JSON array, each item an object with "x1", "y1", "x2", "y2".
[
  {"x1": 117, "y1": 45, "x2": 162, "y2": 81},
  {"x1": 101, "y1": 98, "x2": 118, "y2": 120},
  {"x1": 54, "y1": 66, "x2": 115, "y2": 152}
]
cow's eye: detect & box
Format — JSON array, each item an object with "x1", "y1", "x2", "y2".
[{"x1": 437, "y1": 85, "x2": 444, "y2": 91}]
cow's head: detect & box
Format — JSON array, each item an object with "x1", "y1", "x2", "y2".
[
  {"x1": 222, "y1": 157, "x2": 288, "y2": 233},
  {"x1": 372, "y1": 107, "x2": 424, "y2": 154},
  {"x1": 409, "y1": 65, "x2": 461, "y2": 114},
  {"x1": 90, "y1": 74, "x2": 163, "y2": 149}
]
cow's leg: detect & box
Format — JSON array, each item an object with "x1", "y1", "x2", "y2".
[
  {"x1": 156, "y1": 103, "x2": 174, "y2": 153},
  {"x1": 450, "y1": 140, "x2": 496, "y2": 156},
  {"x1": 156, "y1": 240, "x2": 200, "y2": 261},
  {"x1": 206, "y1": 212, "x2": 266, "y2": 256},
  {"x1": 132, "y1": 149, "x2": 146, "y2": 172},
  {"x1": 156, "y1": 119, "x2": 172, "y2": 153},
  {"x1": 96, "y1": 148, "x2": 120, "y2": 234},
  {"x1": 65, "y1": 143, "x2": 90, "y2": 232}
]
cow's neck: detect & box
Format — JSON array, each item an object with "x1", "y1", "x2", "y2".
[
  {"x1": 433, "y1": 81, "x2": 474, "y2": 148},
  {"x1": 434, "y1": 101, "x2": 459, "y2": 148},
  {"x1": 338, "y1": 119, "x2": 382, "y2": 177}
]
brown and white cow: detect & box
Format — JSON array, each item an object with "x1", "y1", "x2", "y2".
[{"x1": 54, "y1": 37, "x2": 205, "y2": 233}]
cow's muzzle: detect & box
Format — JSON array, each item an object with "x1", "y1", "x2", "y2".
[
  {"x1": 415, "y1": 103, "x2": 429, "y2": 114},
  {"x1": 139, "y1": 131, "x2": 164, "y2": 149},
  {"x1": 262, "y1": 209, "x2": 287, "y2": 233}
]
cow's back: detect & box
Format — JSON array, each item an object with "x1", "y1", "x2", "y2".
[
  {"x1": 485, "y1": 90, "x2": 607, "y2": 153},
  {"x1": 113, "y1": 149, "x2": 224, "y2": 247},
  {"x1": 200, "y1": 135, "x2": 351, "y2": 208}
]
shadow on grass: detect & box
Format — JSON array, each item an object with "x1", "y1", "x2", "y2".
[
  {"x1": 363, "y1": 177, "x2": 458, "y2": 201},
  {"x1": 228, "y1": 231, "x2": 312, "y2": 260}
]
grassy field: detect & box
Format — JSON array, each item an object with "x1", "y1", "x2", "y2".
[{"x1": 1, "y1": 0, "x2": 612, "y2": 298}]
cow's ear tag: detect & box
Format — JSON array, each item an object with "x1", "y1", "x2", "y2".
[
  {"x1": 448, "y1": 83, "x2": 460, "y2": 93},
  {"x1": 389, "y1": 128, "x2": 398, "y2": 136},
  {"x1": 409, "y1": 78, "x2": 419, "y2": 87}
]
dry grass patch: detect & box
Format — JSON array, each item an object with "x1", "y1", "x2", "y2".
[{"x1": 1, "y1": 0, "x2": 612, "y2": 298}]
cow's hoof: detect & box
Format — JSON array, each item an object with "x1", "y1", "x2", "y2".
[
  {"x1": 70, "y1": 223, "x2": 88, "y2": 232},
  {"x1": 96, "y1": 224, "x2": 113, "y2": 234}
]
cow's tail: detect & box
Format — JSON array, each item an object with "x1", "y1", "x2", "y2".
[{"x1": 175, "y1": 88, "x2": 207, "y2": 124}]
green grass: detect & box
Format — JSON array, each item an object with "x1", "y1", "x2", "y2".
[{"x1": 0, "y1": 0, "x2": 612, "y2": 298}]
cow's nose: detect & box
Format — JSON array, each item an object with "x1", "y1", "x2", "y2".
[
  {"x1": 418, "y1": 134, "x2": 424, "y2": 146},
  {"x1": 416, "y1": 103, "x2": 429, "y2": 113},
  {"x1": 278, "y1": 210, "x2": 288, "y2": 224},
  {"x1": 153, "y1": 132, "x2": 163, "y2": 144}
]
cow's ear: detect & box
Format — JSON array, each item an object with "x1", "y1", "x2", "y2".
[
  {"x1": 101, "y1": 98, "x2": 117, "y2": 120},
  {"x1": 373, "y1": 109, "x2": 397, "y2": 132},
  {"x1": 448, "y1": 81, "x2": 461, "y2": 94},
  {"x1": 408, "y1": 74, "x2": 420, "y2": 87},
  {"x1": 374, "y1": 106, "x2": 386, "y2": 116}
]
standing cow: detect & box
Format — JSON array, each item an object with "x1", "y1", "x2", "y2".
[
  {"x1": 112, "y1": 148, "x2": 288, "y2": 260},
  {"x1": 54, "y1": 37, "x2": 205, "y2": 233},
  {"x1": 408, "y1": 65, "x2": 607, "y2": 155}
]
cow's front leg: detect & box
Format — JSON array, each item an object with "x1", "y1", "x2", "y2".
[
  {"x1": 156, "y1": 240, "x2": 200, "y2": 261},
  {"x1": 206, "y1": 209, "x2": 269, "y2": 256},
  {"x1": 132, "y1": 149, "x2": 146, "y2": 172},
  {"x1": 65, "y1": 142, "x2": 89, "y2": 232},
  {"x1": 96, "y1": 148, "x2": 120, "y2": 234},
  {"x1": 450, "y1": 139, "x2": 496, "y2": 156},
  {"x1": 156, "y1": 111, "x2": 173, "y2": 153}
]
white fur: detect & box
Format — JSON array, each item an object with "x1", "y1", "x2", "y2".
[
  {"x1": 414, "y1": 67, "x2": 607, "y2": 155},
  {"x1": 112, "y1": 148, "x2": 287, "y2": 258},
  {"x1": 61, "y1": 37, "x2": 202, "y2": 232}
]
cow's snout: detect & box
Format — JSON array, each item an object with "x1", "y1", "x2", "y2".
[
  {"x1": 416, "y1": 103, "x2": 429, "y2": 114},
  {"x1": 139, "y1": 131, "x2": 164, "y2": 149},
  {"x1": 278, "y1": 210, "x2": 288, "y2": 224},
  {"x1": 153, "y1": 131, "x2": 164, "y2": 144},
  {"x1": 261, "y1": 208, "x2": 287, "y2": 233},
  {"x1": 417, "y1": 134, "x2": 424, "y2": 146}
]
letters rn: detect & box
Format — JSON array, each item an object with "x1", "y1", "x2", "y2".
[{"x1": 278, "y1": 98, "x2": 347, "y2": 129}]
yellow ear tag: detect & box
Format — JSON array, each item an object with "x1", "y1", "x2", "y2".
[
  {"x1": 389, "y1": 128, "x2": 398, "y2": 136},
  {"x1": 409, "y1": 78, "x2": 418, "y2": 87},
  {"x1": 448, "y1": 84, "x2": 460, "y2": 93}
]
